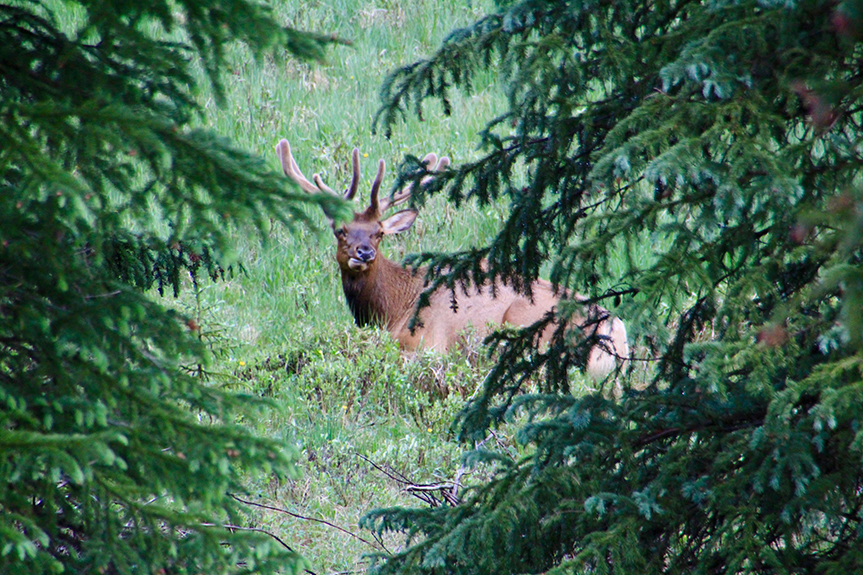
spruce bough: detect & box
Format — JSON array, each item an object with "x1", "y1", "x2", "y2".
[
  {"x1": 364, "y1": 0, "x2": 863, "y2": 573},
  {"x1": 1, "y1": 1, "x2": 336, "y2": 573}
]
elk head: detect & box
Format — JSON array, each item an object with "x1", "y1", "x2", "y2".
[{"x1": 275, "y1": 139, "x2": 449, "y2": 276}]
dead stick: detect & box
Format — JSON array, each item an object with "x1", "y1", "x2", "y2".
[{"x1": 228, "y1": 494, "x2": 388, "y2": 553}]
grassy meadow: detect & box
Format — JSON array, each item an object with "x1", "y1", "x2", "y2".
[{"x1": 149, "y1": 0, "x2": 626, "y2": 572}]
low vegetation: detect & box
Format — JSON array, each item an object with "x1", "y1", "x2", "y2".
[{"x1": 159, "y1": 0, "x2": 608, "y2": 572}]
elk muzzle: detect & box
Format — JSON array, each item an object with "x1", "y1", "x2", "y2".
[{"x1": 349, "y1": 245, "x2": 376, "y2": 271}]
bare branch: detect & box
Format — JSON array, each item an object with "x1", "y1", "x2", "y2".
[{"x1": 227, "y1": 493, "x2": 388, "y2": 553}]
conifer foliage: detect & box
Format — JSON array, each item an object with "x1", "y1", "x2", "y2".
[
  {"x1": 365, "y1": 0, "x2": 863, "y2": 573},
  {"x1": 1, "y1": 1, "x2": 334, "y2": 573}
]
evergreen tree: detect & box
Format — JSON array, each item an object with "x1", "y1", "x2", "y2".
[
  {"x1": 363, "y1": 0, "x2": 863, "y2": 572},
  {"x1": 0, "y1": 1, "x2": 339, "y2": 573}
]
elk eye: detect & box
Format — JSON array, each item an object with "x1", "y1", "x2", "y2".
[
  {"x1": 375, "y1": 230, "x2": 385, "y2": 239},
  {"x1": 334, "y1": 228, "x2": 346, "y2": 238}
]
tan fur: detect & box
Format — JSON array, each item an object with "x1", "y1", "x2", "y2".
[{"x1": 276, "y1": 139, "x2": 628, "y2": 377}]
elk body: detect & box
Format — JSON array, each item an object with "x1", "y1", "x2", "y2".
[{"x1": 276, "y1": 139, "x2": 628, "y2": 377}]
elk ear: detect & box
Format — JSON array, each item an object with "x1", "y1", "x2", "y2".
[{"x1": 380, "y1": 209, "x2": 418, "y2": 235}]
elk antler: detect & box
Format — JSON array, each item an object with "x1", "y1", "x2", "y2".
[
  {"x1": 344, "y1": 148, "x2": 361, "y2": 200},
  {"x1": 276, "y1": 139, "x2": 362, "y2": 201},
  {"x1": 277, "y1": 139, "x2": 449, "y2": 215},
  {"x1": 368, "y1": 158, "x2": 386, "y2": 215},
  {"x1": 378, "y1": 153, "x2": 451, "y2": 213},
  {"x1": 276, "y1": 139, "x2": 325, "y2": 195}
]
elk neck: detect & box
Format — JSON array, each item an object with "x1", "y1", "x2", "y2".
[{"x1": 340, "y1": 255, "x2": 423, "y2": 331}]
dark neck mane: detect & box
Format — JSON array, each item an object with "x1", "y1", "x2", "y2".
[{"x1": 341, "y1": 257, "x2": 422, "y2": 330}]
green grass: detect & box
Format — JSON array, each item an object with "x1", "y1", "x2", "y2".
[
  {"x1": 215, "y1": 326, "x2": 528, "y2": 574},
  {"x1": 137, "y1": 0, "x2": 641, "y2": 572},
  {"x1": 166, "y1": 1, "x2": 528, "y2": 571}
]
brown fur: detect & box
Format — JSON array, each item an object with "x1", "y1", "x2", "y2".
[{"x1": 276, "y1": 139, "x2": 628, "y2": 377}]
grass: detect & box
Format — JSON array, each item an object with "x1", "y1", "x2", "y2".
[
  {"x1": 220, "y1": 329, "x2": 515, "y2": 574},
  {"x1": 130, "y1": 0, "x2": 641, "y2": 572},
  {"x1": 167, "y1": 1, "x2": 533, "y2": 571}
]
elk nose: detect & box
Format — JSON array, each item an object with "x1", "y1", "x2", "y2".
[{"x1": 355, "y1": 246, "x2": 375, "y2": 262}]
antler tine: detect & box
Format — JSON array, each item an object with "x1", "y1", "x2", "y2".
[
  {"x1": 276, "y1": 139, "x2": 323, "y2": 195},
  {"x1": 380, "y1": 152, "x2": 449, "y2": 213},
  {"x1": 420, "y1": 154, "x2": 450, "y2": 185},
  {"x1": 275, "y1": 138, "x2": 345, "y2": 198},
  {"x1": 369, "y1": 159, "x2": 386, "y2": 215},
  {"x1": 420, "y1": 152, "x2": 439, "y2": 172},
  {"x1": 345, "y1": 148, "x2": 361, "y2": 200},
  {"x1": 312, "y1": 173, "x2": 337, "y2": 195}
]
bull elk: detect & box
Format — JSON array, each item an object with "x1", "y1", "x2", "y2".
[{"x1": 275, "y1": 139, "x2": 628, "y2": 377}]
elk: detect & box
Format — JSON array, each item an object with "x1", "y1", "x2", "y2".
[{"x1": 276, "y1": 139, "x2": 628, "y2": 377}]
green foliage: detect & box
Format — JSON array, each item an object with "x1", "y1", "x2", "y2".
[
  {"x1": 221, "y1": 328, "x2": 504, "y2": 574},
  {"x1": 0, "y1": 0, "x2": 340, "y2": 573},
  {"x1": 242, "y1": 328, "x2": 494, "y2": 435},
  {"x1": 363, "y1": 0, "x2": 863, "y2": 573}
]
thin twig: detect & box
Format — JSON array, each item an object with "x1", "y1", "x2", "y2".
[
  {"x1": 357, "y1": 453, "x2": 439, "y2": 506},
  {"x1": 201, "y1": 523, "x2": 296, "y2": 553},
  {"x1": 356, "y1": 453, "x2": 411, "y2": 484},
  {"x1": 228, "y1": 493, "x2": 388, "y2": 553},
  {"x1": 358, "y1": 453, "x2": 460, "y2": 506},
  {"x1": 369, "y1": 529, "x2": 389, "y2": 552},
  {"x1": 405, "y1": 483, "x2": 460, "y2": 506},
  {"x1": 200, "y1": 523, "x2": 318, "y2": 575},
  {"x1": 632, "y1": 411, "x2": 766, "y2": 450}
]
